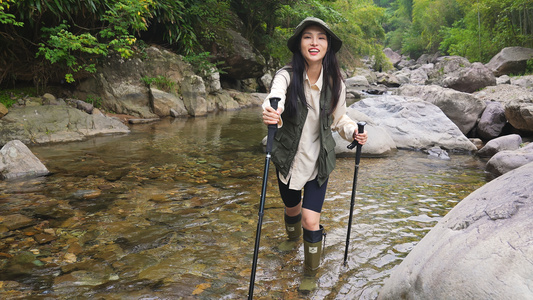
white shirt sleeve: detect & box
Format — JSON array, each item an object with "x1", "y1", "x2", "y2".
[
  {"x1": 262, "y1": 69, "x2": 291, "y2": 127},
  {"x1": 331, "y1": 81, "x2": 357, "y2": 141}
]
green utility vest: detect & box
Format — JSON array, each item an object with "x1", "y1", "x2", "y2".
[{"x1": 271, "y1": 68, "x2": 336, "y2": 187}]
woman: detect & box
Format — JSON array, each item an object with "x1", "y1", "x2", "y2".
[{"x1": 262, "y1": 17, "x2": 368, "y2": 271}]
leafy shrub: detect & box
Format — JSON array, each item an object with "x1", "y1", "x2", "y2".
[
  {"x1": 141, "y1": 75, "x2": 176, "y2": 92},
  {"x1": 183, "y1": 52, "x2": 226, "y2": 77}
]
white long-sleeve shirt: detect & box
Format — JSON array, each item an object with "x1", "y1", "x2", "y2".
[{"x1": 262, "y1": 68, "x2": 357, "y2": 190}]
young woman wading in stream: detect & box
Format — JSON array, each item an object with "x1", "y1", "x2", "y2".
[{"x1": 262, "y1": 17, "x2": 368, "y2": 275}]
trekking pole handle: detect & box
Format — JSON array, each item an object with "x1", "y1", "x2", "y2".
[
  {"x1": 347, "y1": 122, "x2": 366, "y2": 150},
  {"x1": 265, "y1": 97, "x2": 280, "y2": 153},
  {"x1": 269, "y1": 97, "x2": 280, "y2": 111}
]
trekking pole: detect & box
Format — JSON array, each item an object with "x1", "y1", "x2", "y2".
[
  {"x1": 248, "y1": 97, "x2": 280, "y2": 299},
  {"x1": 343, "y1": 122, "x2": 366, "y2": 267}
]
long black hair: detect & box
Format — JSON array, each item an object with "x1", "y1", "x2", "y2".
[{"x1": 284, "y1": 33, "x2": 343, "y2": 117}]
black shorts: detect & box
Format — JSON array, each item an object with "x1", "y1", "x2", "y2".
[{"x1": 276, "y1": 171, "x2": 329, "y2": 213}]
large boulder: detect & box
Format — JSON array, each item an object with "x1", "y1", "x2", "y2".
[
  {"x1": 181, "y1": 75, "x2": 208, "y2": 117},
  {"x1": 477, "y1": 101, "x2": 507, "y2": 140},
  {"x1": 511, "y1": 74, "x2": 533, "y2": 89},
  {"x1": 75, "y1": 47, "x2": 197, "y2": 118},
  {"x1": 486, "y1": 143, "x2": 533, "y2": 178},
  {"x1": 428, "y1": 56, "x2": 496, "y2": 93},
  {"x1": 376, "y1": 72, "x2": 401, "y2": 87},
  {"x1": 396, "y1": 84, "x2": 486, "y2": 135},
  {"x1": 0, "y1": 140, "x2": 50, "y2": 180},
  {"x1": 211, "y1": 29, "x2": 266, "y2": 80},
  {"x1": 474, "y1": 84, "x2": 533, "y2": 133},
  {"x1": 349, "y1": 95, "x2": 477, "y2": 151},
  {"x1": 150, "y1": 88, "x2": 188, "y2": 117},
  {"x1": 345, "y1": 75, "x2": 370, "y2": 102},
  {"x1": 378, "y1": 161, "x2": 533, "y2": 300},
  {"x1": 383, "y1": 48, "x2": 402, "y2": 68},
  {"x1": 486, "y1": 46, "x2": 533, "y2": 76},
  {"x1": 477, "y1": 134, "x2": 522, "y2": 158},
  {"x1": 334, "y1": 109, "x2": 397, "y2": 157},
  {"x1": 76, "y1": 56, "x2": 156, "y2": 118},
  {"x1": 0, "y1": 106, "x2": 130, "y2": 146},
  {"x1": 505, "y1": 100, "x2": 533, "y2": 133}
]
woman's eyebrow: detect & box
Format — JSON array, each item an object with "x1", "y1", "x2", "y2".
[{"x1": 302, "y1": 31, "x2": 327, "y2": 35}]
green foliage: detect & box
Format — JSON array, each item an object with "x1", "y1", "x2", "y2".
[
  {"x1": 0, "y1": 87, "x2": 38, "y2": 108},
  {"x1": 141, "y1": 75, "x2": 176, "y2": 92},
  {"x1": 0, "y1": 93, "x2": 17, "y2": 108},
  {"x1": 331, "y1": 0, "x2": 390, "y2": 71},
  {"x1": 150, "y1": 0, "x2": 230, "y2": 55},
  {"x1": 264, "y1": 0, "x2": 344, "y2": 65},
  {"x1": 85, "y1": 94, "x2": 103, "y2": 108},
  {"x1": 183, "y1": 52, "x2": 226, "y2": 77},
  {"x1": 526, "y1": 59, "x2": 533, "y2": 74},
  {"x1": 0, "y1": 0, "x2": 22, "y2": 26},
  {"x1": 37, "y1": 22, "x2": 106, "y2": 83},
  {"x1": 385, "y1": 0, "x2": 533, "y2": 62},
  {"x1": 36, "y1": 0, "x2": 152, "y2": 83}
]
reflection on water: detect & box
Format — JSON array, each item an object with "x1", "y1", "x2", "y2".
[{"x1": 0, "y1": 108, "x2": 486, "y2": 299}]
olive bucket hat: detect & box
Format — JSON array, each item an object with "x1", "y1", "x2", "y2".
[{"x1": 287, "y1": 17, "x2": 343, "y2": 54}]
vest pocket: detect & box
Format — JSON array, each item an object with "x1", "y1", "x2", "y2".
[
  {"x1": 272, "y1": 130, "x2": 296, "y2": 175},
  {"x1": 318, "y1": 136, "x2": 336, "y2": 185}
]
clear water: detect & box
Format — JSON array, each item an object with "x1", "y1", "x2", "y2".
[{"x1": 0, "y1": 108, "x2": 487, "y2": 299}]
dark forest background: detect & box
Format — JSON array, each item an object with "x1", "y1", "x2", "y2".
[{"x1": 1, "y1": 0, "x2": 532, "y2": 91}]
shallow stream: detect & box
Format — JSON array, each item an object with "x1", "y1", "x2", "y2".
[{"x1": 0, "y1": 108, "x2": 487, "y2": 299}]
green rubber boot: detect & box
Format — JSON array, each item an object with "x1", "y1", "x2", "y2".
[
  {"x1": 299, "y1": 225, "x2": 325, "y2": 292},
  {"x1": 285, "y1": 213, "x2": 302, "y2": 240},
  {"x1": 278, "y1": 213, "x2": 302, "y2": 251},
  {"x1": 303, "y1": 225, "x2": 324, "y2": 271}
]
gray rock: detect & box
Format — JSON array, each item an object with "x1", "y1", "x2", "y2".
[
  {"x1": 496, "y1": 74, "x2": 511, "y2": 85},
  {"x1": 429, "y1": 56, "x2": 496, "y2": 93},
  {"x1": 409, "y1": 66, "x2": 431, "y2": 85},
  {"x1": 335, "y1": 109, "x2": 396, "y2": 157},
  {"x1": 68, "y1": 99, "x2": 94, "y2": 114},
  {"x1": 181, "y1": 75, "x2": 207, "y2": 117},
  {"x1": 416, "y1": 53, "x2": 440, "y2": 65},
  {"x1": 212, "y1": 29, "x2": 266, "y2": 79},
  {"x1": 0, "y1": 106, "x2": 130, "y2": 146},
  {"x1": 396, "y1": 84, "x2": 486, "y2": 134},
  {"x1": 477, "y1": 101, "x2": 507, "y2": 140},
  {"x1": 424, "y1": 146, "x2": 450, "y2": 160},
  {"x1": 383, "y1": 48, "x2": 402, "y2": 67},
  {"x1": 486, "y1": 143, "x2": 533, "y2": 178},
  {"x1": 0, "y1": 140, "x2": 49, "y2": 180},
  {"x1": 207, "y1": 90, "x2": 240, "y2": 111},
  {"x1": 349, "y1": 95, "x2": 477, "y2": 151},
  {"x1": 376, "y1": 72, "x2": 400, "y2": 87},
  {"x1": 345, "y1": 75, "x2": 370, "y2": 88},
  {"x1": 260, "y1": 73, "x2": 273, "y2": 93},
  {"x1": 74, "y1": 47, "x2": 194, "y2": 118},
  {"x1": 475, "y1": 84, "x2": 533, "y2": 103},
  {"x1": 511, "y1": 75, "x2": 533, "y2": 89},
  {"x1": 477, "y1": 134, "x2": 522, "y2": 158},
  {"x1": 378, "y1": 161, "x2": 533, "y2": 300},
  {"x1": 150, "y1": 88, "x2": 187, "y2": 117},
  {"x1": 486, "y1": 46, "x2": 533, "y2": 76},
  {"x1": 41, "y1": 93, "x2": 64, "y2": 105},
  {"x1": 505, "y1": 101, "x2": 533, "y2": 133},
  {"x1": 473, "y1": 84, "x2": 533, "y2": 133}
]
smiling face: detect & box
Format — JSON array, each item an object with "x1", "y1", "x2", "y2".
[{"x1": 299, "y1": 25, "x2": 329, "y2": 65}]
